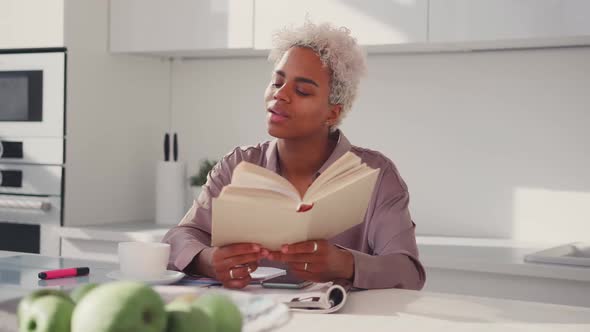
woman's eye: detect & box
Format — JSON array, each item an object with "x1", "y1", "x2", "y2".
[
  {"x1": 296, "y1": 90, "x2": 310, "y2": 96},
  {"x1": 272, "y1": 82, "x2": 282, "y2": 88}
]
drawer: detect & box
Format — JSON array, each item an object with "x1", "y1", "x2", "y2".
[
  {"x1": 0, "y1": 164, "x2": 62, "y2": 195},
  {"x1": 0, "y1": 194, "x2": 61, "y2": 225},
  {"x1": 0, "y1": 137, "x2": 64, "y2": 165}
]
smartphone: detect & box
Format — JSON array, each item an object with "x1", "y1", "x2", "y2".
[{"x1": 261, "y1": 274, "x2": 313, "y2": 289}]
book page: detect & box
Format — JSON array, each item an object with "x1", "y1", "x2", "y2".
[
  {"x1": 304, "y1": 163, "x2": 365, "y2": 201},
  {"x1": 212, "y1": 197, "x2": 311, "y2": 250},
  {"x1": 305, "y1": 152, "x2": 361, "y2": 197},
  {"x1": 232, "y1": 162, "x2": 301, "y2": 201},
  {"x1": 307, "y1": 168, "x2": 379, "y2": 240},
  {"x1": 306, "y1": 167, "x2": 378, "y2": 203},
  {"x1": 219, "y1": 186, "x2": 296, "y2": 208}
]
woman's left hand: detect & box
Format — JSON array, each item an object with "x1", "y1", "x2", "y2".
[{"x1": 267, "y1": 240, "x2": 354, "y2": 283}]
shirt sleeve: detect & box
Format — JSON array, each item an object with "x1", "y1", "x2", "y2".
[
  {"x1": 346, "y1": 163, "x2": 426, "y2": 290},
  {"x1": 161, "y1": 154, "x2": 234, "y2": 273}
]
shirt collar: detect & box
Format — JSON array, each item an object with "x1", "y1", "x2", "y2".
[{"x1": 265, "y1": 129, "x2": 352, "y2": 178}]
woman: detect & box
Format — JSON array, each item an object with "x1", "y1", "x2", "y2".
[{"x1": 163, "y1": 22, "x2": 426, "y2": 290}]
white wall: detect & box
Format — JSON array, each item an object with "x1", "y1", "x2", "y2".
[
  {"x1": 171, "y1": 47, "x2": 590, "y2": 243},
  {"x1": 63, "y1": 0, "x2": 169, "y2": 226}
]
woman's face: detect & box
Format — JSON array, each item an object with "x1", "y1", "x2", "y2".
[{"x1": 264, "y1": 47, "x2": 340, "y2": 139}]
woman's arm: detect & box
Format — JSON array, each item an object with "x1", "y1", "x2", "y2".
[
  {"x1": 162, "y1": 150, "x2": 237, "y2": 275},
  {"x1": 346, "y1": 163, "x2": 426, "y2": 290}
]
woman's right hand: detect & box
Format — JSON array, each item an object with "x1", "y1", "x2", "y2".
[{"x1": 211, "y1": 243, "x2": 268, "y2": 289}]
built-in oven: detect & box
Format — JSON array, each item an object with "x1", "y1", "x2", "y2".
[{"x1": 0, "y1": 48, "x2": 66, "y2": 254}]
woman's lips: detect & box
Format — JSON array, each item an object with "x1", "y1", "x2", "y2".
[{"x1": 268, "y1": 109, "x2": 289, "y2": 123}]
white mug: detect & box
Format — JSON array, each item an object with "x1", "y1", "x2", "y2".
[{"x1": 118, "y1": 242, "x2": 170, "y2": 279}]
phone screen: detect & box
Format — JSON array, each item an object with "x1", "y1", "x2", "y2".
[{"x1": 261, "y1": 274, "x2": 313, "y2": 289}]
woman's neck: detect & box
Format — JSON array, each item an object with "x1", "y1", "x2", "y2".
[{"x1": 277, "y1": 130, "x2": 337, "y2": 179}]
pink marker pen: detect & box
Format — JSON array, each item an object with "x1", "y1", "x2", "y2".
[{"x1": 38, "y1": 267, "x2": 90, "y2": 280}]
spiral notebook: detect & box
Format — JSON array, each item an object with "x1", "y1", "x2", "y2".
[{"x1": 254, "y1": 281, "x2": 351, "y2": 314}]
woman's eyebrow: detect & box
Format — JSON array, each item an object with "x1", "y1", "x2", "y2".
[{"x1": 275, "y1": 70, "x2": 319, "y2": 87}]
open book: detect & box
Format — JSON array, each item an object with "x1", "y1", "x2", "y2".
[{"x1": 212, "y1": 152, "x2": 380, "y2": 250}]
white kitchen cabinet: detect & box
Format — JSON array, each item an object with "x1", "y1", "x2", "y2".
[
  {"x1": 0, "y1": 0, "x2": 64, "y2": 49},
  {"x1": 429, "y1": 0, "x2": 590, "y2": 44},
  {"x1": 110, "y1": 0, "x2": 254, "y2": 56},
  {"x1": 253, "y1": 0, "x2": 428, "y2": 50}
]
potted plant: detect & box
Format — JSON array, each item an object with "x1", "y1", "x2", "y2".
[{"x1": 189, "y1": 159, "x2": 217, "y2": 199}]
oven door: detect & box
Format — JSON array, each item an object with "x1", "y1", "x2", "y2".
[
  {"x1": 0, "y1": 195, "x2": 61, "y2": 254},
  {"x1": 0, "y1": 50, "x2": 65, "y2": 138}
]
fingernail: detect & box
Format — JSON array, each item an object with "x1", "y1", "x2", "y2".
[
  {"x1": 281, "y1": 245, "x2": 288, "y2": 253},
  {"x1": 268, "y1": 253, "x2": 274, "y2": 260},
  {"x1": 253, "y1": 244, "x2": 260, "y2": 251}
]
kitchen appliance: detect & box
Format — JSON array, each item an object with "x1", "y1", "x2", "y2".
[{"x1": 0, "y1": 48, "x2": 66, "y2": 254}]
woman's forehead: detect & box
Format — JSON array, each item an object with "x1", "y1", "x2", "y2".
[{"x1": 275, "y1": 47, "x2": 330, "y2": 83}]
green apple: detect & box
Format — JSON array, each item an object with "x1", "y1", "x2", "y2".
[
  {"x1": 19, "y1": 295, "x2": 75, "y2": 332},
  {"x1": 18, "y1": 289, "x2": 72, "y2": 324},
  {"x1": 192, "y1": 293, "x2": 243, "y2": 332},
  {"x1": 165, "y1": 300, "x2": 214, "y2": 332},
  {"x1": 70, "y1": 283, "x2": 99, "y2": 303},
  {"x1": 71, "y1": 281, "x2": 166, "y2": 332}
]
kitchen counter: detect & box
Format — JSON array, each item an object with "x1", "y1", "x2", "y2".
[
  {"x1": 58, "y1": 220, "x2": 170, "y2": 243},
  {"x1": 418, "y1": 236, "x2": 590, "y2": 282},
  {"x1": 58, "y1": 222, "x2": 590, "y2": 282}
]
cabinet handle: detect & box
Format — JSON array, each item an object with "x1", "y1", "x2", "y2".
[
  {"x1": 0, "y1": 199, "x2": 51, "y2": 211},
  {"x1": 0, "y1": 170, "x2": 23, "y2": 188},
  {"x1": 0, "y1": 141, "x2": 24, "y2": 159}
]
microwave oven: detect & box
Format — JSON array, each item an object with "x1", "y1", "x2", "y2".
[{"x1": 0, "y1": 48, "x2": 66, "y2": 138}]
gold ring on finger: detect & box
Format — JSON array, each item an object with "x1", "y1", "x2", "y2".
[
  {"x1": 304, "y1": 262, "x2": 309, "y2": 271},
  {"x1": 312, "y1": 241, "x2": 318, "y2": 253},
  {"x1": 229, "y1": 269, "x2": 235, "y2": 279}
]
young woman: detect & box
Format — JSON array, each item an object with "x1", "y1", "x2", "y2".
[{"x1": 162, "y1": 22, "x2": 425, "y2": 290}]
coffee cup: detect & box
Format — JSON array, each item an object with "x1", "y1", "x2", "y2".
[{"x1": 118, "y1": 242, "x2": 170, "y2": 279}]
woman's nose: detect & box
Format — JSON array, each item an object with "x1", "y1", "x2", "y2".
[{"x1": 273, "y1": 85, "x2": 290, "y2": 103}]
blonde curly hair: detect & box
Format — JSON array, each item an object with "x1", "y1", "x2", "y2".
[{"x1": 268, "y1": 21, "x2": 367, "y2": 128}]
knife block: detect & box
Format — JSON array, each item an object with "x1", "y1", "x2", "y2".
[{"x1": 155, "y1": 161, "x2": 186, "y2": 225}]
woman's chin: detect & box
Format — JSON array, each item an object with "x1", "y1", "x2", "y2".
[{"x1": 267, "y1": 125, "x2": 287, "y2": 138}]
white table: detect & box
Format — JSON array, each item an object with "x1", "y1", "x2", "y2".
[
  {"x1": 1, "y1": 251, "x2": 589, "y2": 332},
  {"x1": 278, "y1": 289, "x2": 590, "y2": 332}
]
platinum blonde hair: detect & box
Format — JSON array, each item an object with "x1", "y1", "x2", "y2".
[{"x1": 268, "y1": 21, "x2": 367, "y2": 128}]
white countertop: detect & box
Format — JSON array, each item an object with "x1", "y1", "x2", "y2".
[
  {"x1": 418, "y1": 236, "x2": 590, "y2": 282},
  {"x1": 58, "y1": 221, "x2": 170, "y2": 242},
  {"x1": 56, "y1": 222, "x2": 590, "y2": 283}
]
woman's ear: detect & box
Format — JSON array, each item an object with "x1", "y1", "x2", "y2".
[{"x1": 327, "y1": 104, "x2": 342, "y2": 126}]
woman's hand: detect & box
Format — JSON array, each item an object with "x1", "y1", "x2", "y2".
[
  {"x1": 211, "y1": 243, "x2": 268, "y2": 289},
  {"x1": 267, "y1": 240, "x2": 354, "y2": 283}
]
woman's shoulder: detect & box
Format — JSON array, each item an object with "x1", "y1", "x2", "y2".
[
  {"x1": 218, "y1": 140, "x2": 272, "y2": 168},
  {"x1": 349, "y1": 145, "x2": 395, "y2": 169},
  {"x1": 349, "y1": 145, "x2": 408, "y2": 191}
]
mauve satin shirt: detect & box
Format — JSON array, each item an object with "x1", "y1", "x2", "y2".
[{"x1": 162, "y1": 130, "x2": 426, "y2": 290}]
